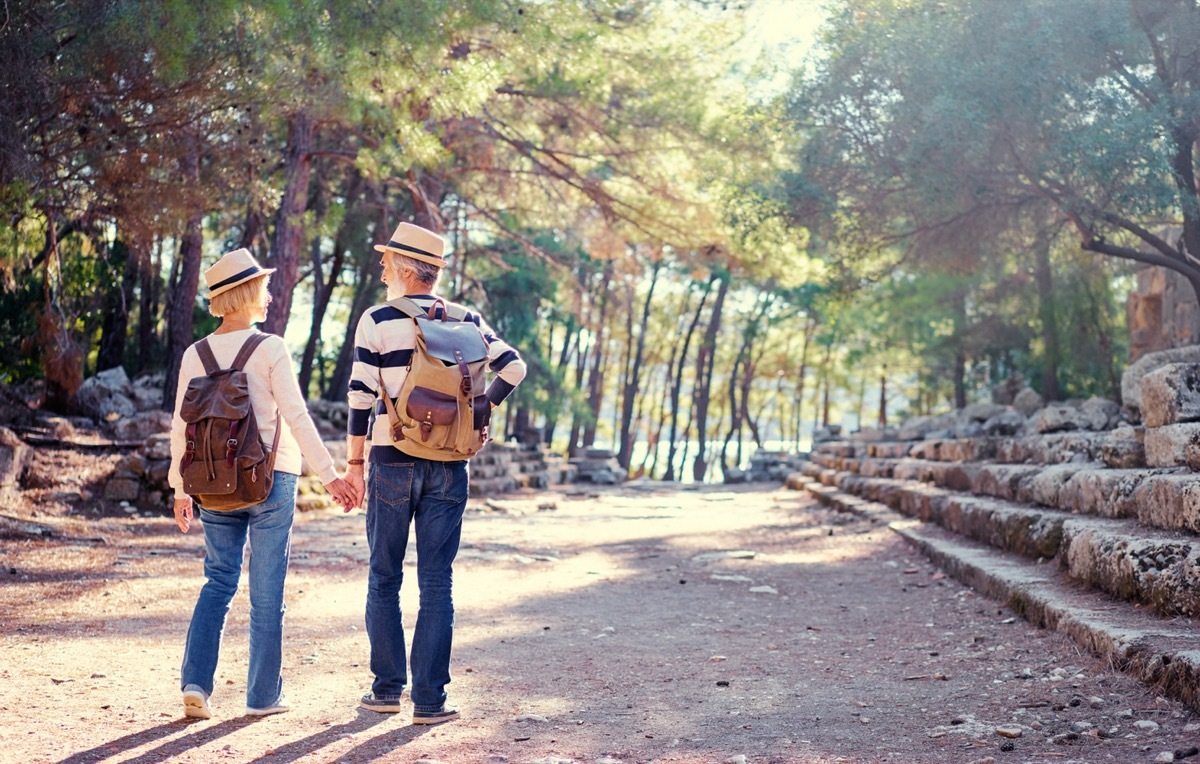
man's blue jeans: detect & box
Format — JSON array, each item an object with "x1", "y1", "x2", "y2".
[
  {"x1": 365, "y1": 457, "x2": 467, "y2": 711},
  {"x1": 180, "y1": 472, "x2": 296, "y2": 710}
]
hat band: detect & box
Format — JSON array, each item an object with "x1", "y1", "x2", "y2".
[
  {"x1": 386, "y1": 239, "x2": 443, "y2": 261},
  {"x1": 209, "y1": 266, "x2": 263, "y2": 291}
]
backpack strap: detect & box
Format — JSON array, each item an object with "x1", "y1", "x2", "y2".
[
  {"x1": 387, "y1": 296, "x2": 462, "y2": 323},
  {"x1": 387, "y1": 296, "x2": 426, "y2": 319},
  {"x1": 231, "y1": 331, "x2": 272, "y2": 371},
  {"x1": 194, "y1": 339, "x2": 221, "y2": 375}
]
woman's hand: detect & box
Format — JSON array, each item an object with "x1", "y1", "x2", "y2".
[
  {"x1": 324, "y1": 477, "x2": 357, "y2": 512},
  {"x1": 173, "y1": 497, "x2": 194, "y2": 533}
]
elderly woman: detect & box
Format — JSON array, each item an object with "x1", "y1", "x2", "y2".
[{"x1": 168, "y1": 248, "x2": 357, "y2": 719}]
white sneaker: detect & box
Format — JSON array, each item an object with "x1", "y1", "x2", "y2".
[
  {"x1": 182, "y1": 685, "x2": 212, "y2": 719},
  {"x1": 246, "y1": 695, "x2": 290, "y2": 717}
]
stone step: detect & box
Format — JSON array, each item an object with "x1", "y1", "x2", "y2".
[
  {"x1": 814, "y1": 453, "x2": 1200, "y2": 533},
  {"x1": 815, "y1": 430, "x2": 1120, "y2": 466},
  {"x1": 803, "y1": 469, "x2": 1200, "y2": 617},
  {"x1": 789, "y1": 476, "x2": 1200, "y2": 712}
]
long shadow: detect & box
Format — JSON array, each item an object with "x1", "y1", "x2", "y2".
[
  {"x1": 325, "y1": 724, "x2": 429, "y2": 763},
  {"x1": 243, "y1": 710, "x2": 393, "y2": 763},
  {"x1": 55, "y1": 717, "x2": 253, "y2": 764}
]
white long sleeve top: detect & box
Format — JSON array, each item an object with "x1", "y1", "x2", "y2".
[{"x1": 168, "y1": 329, "x2": 339, "y2": 499}]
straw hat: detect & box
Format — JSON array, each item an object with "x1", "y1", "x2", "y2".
[
  {"x1": 374, "y1": 222, "x2": 448, "y2": 268},
  {"x1": 204, "y1": 248, "x2": 276, "y2": 298}
]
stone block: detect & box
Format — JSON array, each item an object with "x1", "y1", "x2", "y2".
[
  {"x1": 983, "y1": 410, "x2": 1026, "y2": 436},
  {"x1": 1122, "y1": 344, "x2": 1200, "y2": 413},
  {"x1": 103, "y1": 478, "x2": 141, "y2": 502},
  {"x1": 0, "y1": 426, "x2": 30, "y2": 489},
  {"x1": 939, "y1": 496, "x2": 1064, "y2": 559},
  {"x1": 1012, "y1": 387, "x2": 1043, "y2": 416},
  {"x1": 1018, "y1": 464, "x2": 1090, "y2": 508},
  {"x1": 1132, "y1": 473, "x2": 1200, "y2": 532},
  {"x1": 1100, "y1": 425, "x2": 1146, "y2": 468},
  {"x1": 1061, "y1": 518, "x2": 1200, "y2": 617},
  {"x1": 1140, "y1": 363, "x2": 1200, "y2": 427},
  {"x1": 1143, "y1": 422, "x2": 1200, "y2": 468},
  {"x1": 1060, "y1": 468, "x2": 1147, "y2": 518}
]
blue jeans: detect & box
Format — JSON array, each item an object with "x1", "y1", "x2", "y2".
[
  {"x1": 180, "y1": 472, "x2": 297, "y2": 710},
  {"x1": 365, "y1": 457, "x2": 467, "y2": 710}
]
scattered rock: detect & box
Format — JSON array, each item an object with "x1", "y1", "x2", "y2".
[
  {"x1": 994, "y1": 726, "x2": 1022, "y2": 738},
  {"x1": 1135, "y1": 719, "x2": 1161, "y2": 732},
  {"x1": 748, "y1": 585, "x2": 778, "y2": 594},
  {"x1": 514, "y1": 714, "x2": 549, "y2": 723}
]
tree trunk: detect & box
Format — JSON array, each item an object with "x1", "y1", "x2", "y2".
[
  {"x1": 878, "y1": 366, "x2": 888, "y2": 428},
  {"x1": 324, "y1": 201, "x2": 387, "y2": 402},
  {"x1": 162, "y1": 209, "x2": 204, "y2": 410},
  {"x1": 662, "y1": 283, "x2": 705, "y2": 479},
  {"x1": 263, "y1": 110, "x2": 314, "y2": 337},
  {"x1": 691, "y1": 274, "x2": 730, "y2": 483},
  {"x1": 136, "y1": 236, "x2": 159, "y2": 375},
  {"x1": 38, "y1": 210, "x2": 83, "y2": 411},
  {"x1": 96, "y1": 238, "x2": 134, "y2": 371},
  {"x1": 1032, "y1": 226, "x2": 1061, "y2": 402},
  {"x1": 793, "y1": 315, "x2": 815, "y2": 450},
  {"x1": 299, "y1": 171, "x2": 361, "y2": 395},
  {"x1": 952, "y1": 290, "x2": 968, "y2": 409},
  {"x1": 617, "y1": 261, "x2": 660, "y2": 471},
  {"x1": 581, "y1": 263, "x2": 614, "y2": 449},
  {"x1": 543, "y1": 315, "x2": 578, "y2": 445}
]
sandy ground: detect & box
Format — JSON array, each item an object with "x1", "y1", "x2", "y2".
[{"x1": 1, "y1": 479, "x2": 1198, "y2": 764}]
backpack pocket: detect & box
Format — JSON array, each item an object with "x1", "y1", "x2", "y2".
[{"x1": 406, "y1": 387, "x2": 459, "y2": 443}]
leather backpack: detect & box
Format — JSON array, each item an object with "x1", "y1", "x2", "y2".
[
  {"x1": 377, "y1": 297, "x2": 492, "y2": 461},
  {"x1": 179, "y1": 332, "x2": 280, "y2": 510}
]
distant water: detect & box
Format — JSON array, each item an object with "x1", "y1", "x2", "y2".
[{"x1": 573, "y1": 439, "x2": 812, "y2": 484}]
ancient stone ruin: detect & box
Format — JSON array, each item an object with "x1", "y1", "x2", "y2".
[{"x1": 787, "y1": 355, "x2": 1200, "y2": 711}]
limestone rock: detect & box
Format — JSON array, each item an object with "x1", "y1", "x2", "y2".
[
  {"x1": 0, "y1": 426, "x2": 30, "y2": 488},
  {"x1": 74, "y1": 367, "x2": 136, "y2": 422},
  {"x1": 1035, "y1": 404, "x2": 1086, "y2": 433},
  {"x1": 982, "y1": 410, "x2": 1025, "y2": 436},
  {"x1": 962, "y1": 402, "x2": 1007, "y2": 422},
  {"x1": 1013, "y1": 387, "x2": 1044, "y2": 416},
  {"x1": 111, "y1": 411, "x2": 172, "y2": 442},
  {"x1": 1140, "y1": 363, "x2": 1200, "y2": 428},
  {"x1": 1100, "y1": 426, "x2": 1146, "y2": 469},
  {"x1": 1122, "y1": 344, "x2": 1200, "y2": 414},
  {"x1": 1080, "y1": 397, "x2": 1121, "y2": 430},
  {"x1": 1143, "y1": 422, "x2": 1200, "y2": 468}
]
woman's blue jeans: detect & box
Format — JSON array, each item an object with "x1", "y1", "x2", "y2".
[
  {"x1": 364, "y1": 458, "x2": 467, "y2": 711},
  {"x1": 180, "y1": 471, "x2": 296, "y2": 710}
]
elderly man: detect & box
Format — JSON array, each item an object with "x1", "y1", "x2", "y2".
[{"x1": 344, "y1": 222, "x2": 526, "y2": 725}]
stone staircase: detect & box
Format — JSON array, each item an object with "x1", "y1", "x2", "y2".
[{"x1": 788, "y1": 365, "x2": 1200, "y2": 711}]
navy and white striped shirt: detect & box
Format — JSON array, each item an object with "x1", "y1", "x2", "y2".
[{"x1": 347, "y1": 294, "x2": 527, "y2": 447}]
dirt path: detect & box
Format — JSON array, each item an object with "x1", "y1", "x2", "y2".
[{"x1": 1, "y1": 482, "x2": 1197, "y2": 764}]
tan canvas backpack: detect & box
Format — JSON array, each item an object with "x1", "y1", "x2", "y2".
[
  {"x1": 377, "y1": 297, "x2": 492, "y2": 461},
  {"x1": 179, "y1": 332, "x2": 281, "y2": 510}
]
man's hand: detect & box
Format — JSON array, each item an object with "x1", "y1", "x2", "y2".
[
  {"x1": 324, "y1": 477, "x2": 357, "y2": 512},
  {"x1": 343, "y1": 468, "x2": 365, "y2": 513},
  {"x1": 173, "y1": 497, "x2": 194, "y2": 533}
]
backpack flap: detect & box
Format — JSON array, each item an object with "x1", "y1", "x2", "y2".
[
  {"x1": 417, "y1": 317, "x2": 488, "y2": 364},
  {"x1": 179, "y1": 371, "x2": 252, "y2": 422}
]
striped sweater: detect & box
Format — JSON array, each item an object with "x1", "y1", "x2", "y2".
[{"x1": 347, "y1": 294, "x2": 527, "y2": 450}]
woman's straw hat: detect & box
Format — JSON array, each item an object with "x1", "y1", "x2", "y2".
[{"x1": 204, "y1": 248, "x2": 276, "y2": 298}]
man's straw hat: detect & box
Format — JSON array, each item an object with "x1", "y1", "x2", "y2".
[{"x1": 374, "y1": 222, "x2": 448, "y2": 268}]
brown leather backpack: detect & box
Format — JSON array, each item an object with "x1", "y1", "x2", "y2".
[{"x1": 179, "y1": 332, "x2": 280, "y2": 511}]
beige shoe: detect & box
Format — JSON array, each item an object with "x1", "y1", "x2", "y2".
[{"x1": 182, "y1": 685, "x2": 212, "y2": 720}]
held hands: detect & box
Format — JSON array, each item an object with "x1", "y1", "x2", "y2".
[
  {"x1": 342, "y1": 469, "x2": 365, "y2": 513},
  {"x1": 173, "y1": 496, "x2": 194, "y2": 533},
  {"x1": 324, "y1": 477, "x2": 359, "y2": 512}
]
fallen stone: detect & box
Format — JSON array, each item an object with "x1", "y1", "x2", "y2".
[
  {"x1": 1135, "y1": 719, "x2": 1161, "y2": 732},
  {"x1": 994, "y1": 726, "x2": 1022, "y2": 738}
]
